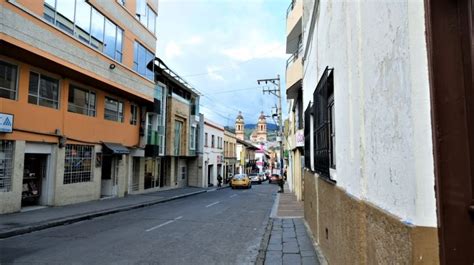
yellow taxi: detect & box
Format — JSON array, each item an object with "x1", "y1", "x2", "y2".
[{"x1": 231, "y1": 174, "x2": 252, "y2": 189}]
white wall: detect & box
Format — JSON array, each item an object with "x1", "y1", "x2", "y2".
[
  {"x1": 303, "y1": 0, "x2": 436, "y2": 227},
  {"x1": 203, "y1": 119, "x2": 224, "y2": 185}
]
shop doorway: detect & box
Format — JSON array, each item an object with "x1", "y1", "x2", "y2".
[
  {"x1": 22, "y1": 154, "x2": 48, "y2": 206},
  {"x1": 207, "y1": 164, "x2": 213, "y2": 186},
  {"x1": 101, "y1": 155, "x2": 119, "y2": 197}
]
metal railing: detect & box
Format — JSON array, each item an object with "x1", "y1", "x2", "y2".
[
  {"x1": 286, "y1": 0, "x2": 296, "y2": 17},
  {"x1": 286, "y1": 41, "x2": 303, "y2": 69}
]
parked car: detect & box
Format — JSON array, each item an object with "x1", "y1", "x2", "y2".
[
  {"x1": 249, "y1": 173, "x2": 262, "y2": 184},
  {"x1": 231, "y1": 174, "x2": 252, "y2": 189},
  {"x1": 269, "y1": 174, "x2": 280, "y2": 184}
]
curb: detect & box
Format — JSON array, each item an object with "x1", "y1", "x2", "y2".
[
  {"x1": 0, "y1": 190, "x2": 207, "y2": 239},
  {"x1": 255, "y1": 218, "x2": 273, "y2": 265}
]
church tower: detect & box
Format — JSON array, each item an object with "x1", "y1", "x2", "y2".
[
  {"x1": 256, "y1": 111, "x2": 267, "y2": 142},
  {"x1": 235, "y1": 111, "x2": 245, "y2": 140}
]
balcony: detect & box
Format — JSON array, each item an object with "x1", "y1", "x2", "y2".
[
  {"x1": 286, "y1": 49, "x2": 303, "y2": 99},
  {"x1": 286, "y1": 0, "x2": 302, "y2": 54}
]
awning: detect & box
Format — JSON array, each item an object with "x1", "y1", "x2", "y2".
[
  {"x1": 286, "y1": 80, "x2": 302, "y2": 100},
  {"x1": 103, "y1": 142, "x2": 130, "y2": 155}
]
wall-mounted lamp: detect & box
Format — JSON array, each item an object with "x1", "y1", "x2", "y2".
[{"x1": 109, "y1": 63, "x2": 116, "y2": 70}]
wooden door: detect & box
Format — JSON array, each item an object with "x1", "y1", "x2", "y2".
[{"x1": 426, "y1": 0, "x2": 474, "y2": 263}]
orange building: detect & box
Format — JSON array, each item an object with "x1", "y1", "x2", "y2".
[{"x1": 0, "y1": 0, "x2": 160, "y2": 213}]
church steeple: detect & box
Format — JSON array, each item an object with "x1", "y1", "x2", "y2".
[
  {"x1": 257, "y1": 111, "x2": 267, "y2": 142},
  {"x1": 235, "y1": 111, "x2": 245, "y2": 140}
]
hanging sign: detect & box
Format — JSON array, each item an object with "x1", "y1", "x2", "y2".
[{"x1": 0, "y1": 113, "x2": 13, "y2": 133}]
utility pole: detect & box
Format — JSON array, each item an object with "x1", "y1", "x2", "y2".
[{"x1": 257, "y1": 75, "x2": 283, "y2": 175}]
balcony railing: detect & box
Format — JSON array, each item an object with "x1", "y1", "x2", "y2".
[
  {"x1": 286, "y1": 41, "x2": 303, "y2": 68},
  {"x1": 286, "y1": 0, "x2": 296, "y2": 17}
]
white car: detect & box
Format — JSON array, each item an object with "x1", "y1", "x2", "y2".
[{"x1": 249, "y1": 173, "x2": 262, "y2": 184}]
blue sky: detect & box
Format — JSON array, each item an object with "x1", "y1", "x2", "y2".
[{"x1": 156, "y1": 0, "x2": 289, "y2": 128}]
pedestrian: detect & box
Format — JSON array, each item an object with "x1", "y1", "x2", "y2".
[
  {"x1": 217, "y1": 174, "x2": 223, "y2": 187},
  {"x1": 278, "y1": 174, "x2": 285, "y2": 193}
]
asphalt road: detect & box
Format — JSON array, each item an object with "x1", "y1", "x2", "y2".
[{"x1": 0, "y1": 183, "x2": 279, "y2": 265}]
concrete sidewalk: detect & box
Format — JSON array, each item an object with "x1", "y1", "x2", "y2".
[
  {"x1": 257, "y1": 185, "x2": 325, "y2": 265},
  {"x1": 0, "y1": 185, "x2": 228, "y2": 239}
]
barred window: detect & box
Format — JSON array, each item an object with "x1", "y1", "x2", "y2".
[
  {"x1": 64, "y1": 144, "x2": 93, "y2": 184},
  {"x1": 312, "y1": 67, "x2": 335, "y2": 179},
  {"x1": 0, "y1": 141, "x2": 14, "y2": 192},
  {"x1": 304, "y1": 103, "x2": 312, "y2": 169}
]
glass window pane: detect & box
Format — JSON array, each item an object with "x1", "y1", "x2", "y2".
[
  {"x1": 56, "y1": 0, "x2": 75, "y2": 22},
  {"x1": 146, "y1": 50, "x2": 154, "y2": 80},
  {"x1": 75, "y1": 0, "x2": 91, "y2": 33},
  {"x1": 138, "y1": 44, "x2": 146, "y2": 76},
  {"x1": 45, "y1": 0, "x2": 56, "y2": 7},
  {"x1": 44, "y1": 4, "x2": 55, "y2": 23},
  {"x1": 104, "y1": 19, "x2": 116, "y2": 59},
  {"x1": 115, "y1": 28, "x2": 123, "y2": 62},
  {"x1": 91, "y1": 9, "x2": 104, "y2": 43},
  {"x1": 28, "y1": 72, "x2": 39, "y2": 96},
  {"x1": 0, "y1": 61, "x2": 17, "y2": 100},
  {"x1": 148, "y1": 8, "x2": 156, "y2": 33}
]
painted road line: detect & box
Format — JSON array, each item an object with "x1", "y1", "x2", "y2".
[
  {"x1": 146, "y1": 216, "x2": 183, "y2": 232},
  {"x1": 229, "y1": 194, "x2": 237, "y2": 198},
  {"x1": 205, "y1": 201, "x2": 220, "y2": 208}
]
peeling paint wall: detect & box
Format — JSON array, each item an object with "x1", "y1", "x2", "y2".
[{"x1": 302, "y1": 0, "x2": 437, "y2": 227}]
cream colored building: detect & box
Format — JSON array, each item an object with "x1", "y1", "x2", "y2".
[{"x1": 285, "y1": 0, "x2": 304, "y2": 201}]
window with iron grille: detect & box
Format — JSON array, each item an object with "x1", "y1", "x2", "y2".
[
  {"x1": 0, "y1": 141, "x2": 14, "y2": 192},
  {"x1": 304, "y1": 103, "x2": 312, "y2": 169},
  {"x1": 312, "y1": 67, "x2": 335, "y2": 179},
  {"x1": 64, "y1": 144, "x2": 93, "y2": 184}
]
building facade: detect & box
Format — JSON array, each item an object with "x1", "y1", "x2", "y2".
[
  {"x1": 202, "y1": 119, "x2": 224, "y2": 186},
  {"x1": 0, "y1": 0, "x2": 158, "y2": 213},
  {"x1": 298, "y1": 0, "x2": 473, "y2": 264},
  {"x1": 284, "y1": 0, "x2": 304, "y2": 200},
  {"x1": 223, "y1": 129, "x2": 237, "y2": 183}
]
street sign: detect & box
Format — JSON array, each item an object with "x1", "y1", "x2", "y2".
[{"x1": 0, "y1": 113, "x2": 13, "y2": 133}]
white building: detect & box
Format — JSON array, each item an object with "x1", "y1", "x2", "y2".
[
  {"x1": 297, "y1": 0, "x2": 473, "y2": 264},
  {"x1": 202, "y1": 119, "x2": 224, "y2": 187}
]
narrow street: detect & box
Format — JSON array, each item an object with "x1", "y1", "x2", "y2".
[{"x1": 0, "y1": 184, "x2": 278, "y2": 265}]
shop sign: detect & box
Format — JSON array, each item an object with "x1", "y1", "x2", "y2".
[
  {"x1": 0, "y1": 113, "x2": 13, "y2": 133},
  {"x1": 295, "y1": 129, "x2": 304, "y2": 147}
]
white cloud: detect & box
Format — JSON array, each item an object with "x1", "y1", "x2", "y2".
[
  {"x1": 165, "y1": 41, "x2": 183, "y2": 59},
  {"x1": 187, "y1": 36, "x2": 203, "y2": 45},
  {"x1": 207, "y1": 66, "x2": 224, "y2": 81},
  {"x1": 220, "y1": 29, "x2": 286, "y2": 62}
]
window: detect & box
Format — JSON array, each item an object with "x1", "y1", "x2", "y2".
[
  {"x1": 68, "y1": 85, "x2": 96, "y2": 116},
  {"x1": 44, "y1": 0, "x2": 123, "y2": 62},
  {"x1": 328, "y1": 95, "x2": 336, "y2": 169},
  {"x1": 310, "y1": 67, "x2": 335, "y2": 179},
  {"x1": 0, "y1": 60, "x2": 18, "y2": 100},
  {"x1": 64, "y1": 144, "x2": 93, "y2": 184},
  {"x1": 133, "y1": 42, "x2": 154, "y2": 80},
  {"x1": 136, "y1": 1, "x2": 157, "y2": 33},
  {"x1": 211, "y1": 135, "x2": 215, "y2": 148},
  {"x1": 304, "y1": 103, "x2": 312, "y2": 169},
  {"x1": 104, "y1": 97, "x2": 124, "y2": 122},
  {"x1": 205, "y1": 133, "x2": 208, "y2": 147},
  {"x1": 174, "y1": 120, "x2": 183, "y2": 155},
  {"x1": 190, "y1": 125, "x2": 196, "y2": 150},
  {"x1": 130, "y1": 104, "x2": 138, "y2": 125},
  {"x1": 181, "y1": 166, "x2": 186, "y2": 180},
  {"x1": 0, "y1": 141, "x2": 14, "y2": 192},
  {"x1": 28, "y1": 72, "x2": 60, "y2": 109}
]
